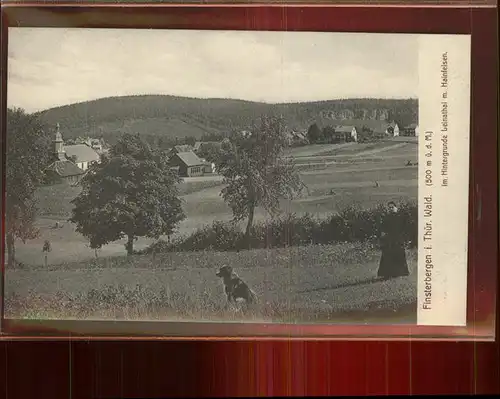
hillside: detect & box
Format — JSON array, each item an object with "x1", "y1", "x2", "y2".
[{"x1": 36, "y1": 95, "x2": 418, "y2": 144}]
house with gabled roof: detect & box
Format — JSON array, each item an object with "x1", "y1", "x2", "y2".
[
  {"x1": 362, "y1": 121, "x2": 399, "y2": 137},
  {"x1": 44, "y1": 158, "x2": 86, "y2": 185},
  {"x1": 168, "y1": 150, "x2": 211, "y2": 177},
  {"x1": 333, "y1": 125, "x2": 358, "y2": 142},
  {"x1": 387, "y1": 121, "x2": 400, "y2": 137},
  {"x1": 64, "y1": 143, "x2": 101, "y2": 171}
]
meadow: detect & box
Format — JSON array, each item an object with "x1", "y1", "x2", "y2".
[
  {"x1": 5, "y1": 242, "x2": 417, "y2": 323},
  {"x1": 5, "y1": 139, "x2": 419, "y2": 323}
]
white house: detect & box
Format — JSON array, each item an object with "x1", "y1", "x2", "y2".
[
  {"x1": 64, "y1": 144, "x2": 101, "y2": 171},
  {"x1": 388, "y1": 122, "x2": 400, "y2": 137},
  {"x1": 333, "y1": 125, "x2": 358, "y2": 142}
]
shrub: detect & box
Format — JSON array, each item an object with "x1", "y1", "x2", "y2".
[
  {"x1": 143, "y1": 220, "x2": 244, "y2": 254},
  {"x1": 142, "y1": 201, "x2": 417, "y2": 254},
  {"x1": 250, "y1": 213, "x2": 317, "y2": 248}
]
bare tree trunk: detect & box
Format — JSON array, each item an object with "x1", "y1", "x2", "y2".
[
  {"x1": 44, "y1": 254, "x2": 48, "y2": 267},
  {"x1": 6, "y1": 233, "x2": 15, "y2": 267},
  {"x1": 126, "y1": 235, "x2": 134, "y2": 256},
  {"x1": 245, "y1": 204, "x2": 255, "y2": 250}
]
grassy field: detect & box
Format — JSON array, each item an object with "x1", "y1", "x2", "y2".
[
  {"x1": 5, "y1": 141, "x2": 417, "y2": 322},
  {"x1": 5, "y1": 242, "x2": 417, "y2": 323},
  {"x1": 5, "y1": 140, "x2": 418, "y2": 324},
  {"x1": 34, "y1": 175, "x2": 225, "y2": 218}
]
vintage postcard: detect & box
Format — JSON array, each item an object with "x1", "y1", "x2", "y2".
[{"x1": 3, "y1": 28, "x2": 471, "y2": 332}]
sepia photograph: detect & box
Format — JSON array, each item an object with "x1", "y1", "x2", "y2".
[{"x1": 4, "y1": 27, "x2": 427, "y2": 327}]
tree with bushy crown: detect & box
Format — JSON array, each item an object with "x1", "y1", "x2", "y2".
[
  {"x1": 70, "y1": 133, "x2": 186, "y2": 255},
  {"x1": 6, "y1": 108, "x2": 51, "y2": 266},
  {"x1": 307, "y1": 123, "x2": 322, "y2": 143},
  {"x1": 215, "y1": 115, "x2": 305, "y2": 249}
]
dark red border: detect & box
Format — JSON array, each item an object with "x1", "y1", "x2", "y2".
[
  {"x1": 1, "y1": 4, "x2": 498, "y2": 341},
  {"x1": 0, "y1": 3, "x2": 481, "y2": 33},
  {"x1": 0, "y1": 3, "x2": 499, "y2": 397}
]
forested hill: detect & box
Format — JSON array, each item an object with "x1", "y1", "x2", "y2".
[{"x1": 36, "y1": 95, "x2": 418, "y2": 144}]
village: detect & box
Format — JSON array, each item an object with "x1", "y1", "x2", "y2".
[{"x1": 44, "y1": 118, "x2": 419, "y2": 185}]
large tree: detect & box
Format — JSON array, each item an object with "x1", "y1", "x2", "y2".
[
  {"x1": 322, "y1": 126, "x2": 336, "y2": 143},
  {"x1": 215, "y1": 115, "x2": 305, "y2": 248},
  {"x1": 70, "y1": 133, "x2": 186, "y2": 255},
  {"x1": 307, "y1": 123, "x2": 322, "y2": 144},
  {"x1": 5, "y1": 108, "x2": 51, "y2": 266}
]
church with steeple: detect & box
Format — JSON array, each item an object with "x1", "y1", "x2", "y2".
[
  {"x1": 44, "y1": 123, "x2": 86, "y2": 185},
  {"x1": 53, "y1": 123, "x2": 67, "y2": 161}
]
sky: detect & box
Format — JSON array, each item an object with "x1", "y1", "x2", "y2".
[{"x1": 8, "y1": 28, "x2": 418, "y2": 113}]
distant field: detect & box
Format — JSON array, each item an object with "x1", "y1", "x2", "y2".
[
  {"x1": 317, "y1": 141, "x2": 391, "y2": 157},
  {"x1": 179, "y1": 151, "x2": 417, "y2": 228},
  {"x1": 290, "y1": 141, "x2": 416, "y2": 170},
  {"x1": 177, "y1": 176, "x2": 223, "y2": 195},
  {"x1": 285, "y1": 143, "x2": 356, "y2": 158},
  {"x1": 35, "y1": 177, "x2": 225, "y2": 218},
  {"x1": 387, "y1": 136, "x2": 418, "y2": 144},
  {"x1": 5, "y1": 242, "x2": 417, "y2": 323}
]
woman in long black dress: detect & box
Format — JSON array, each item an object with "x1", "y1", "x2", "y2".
[{"x1": 377, "y1": 201, "x2": 409, "y2": 279}]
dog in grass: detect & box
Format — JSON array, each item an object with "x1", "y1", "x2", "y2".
[{"x1": 216, "y1": 265, "x2": 258, "y2": 309}]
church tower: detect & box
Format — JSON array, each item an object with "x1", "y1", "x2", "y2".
[{"x1": 54, "y1": 123, "x2": 66, "y2": 161}]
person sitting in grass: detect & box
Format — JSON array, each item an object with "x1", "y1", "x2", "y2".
[{"x1": 377, "y1": 201, "x2": 409, "y2": 279}]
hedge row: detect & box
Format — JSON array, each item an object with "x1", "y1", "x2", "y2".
[{"x1": 142, "y1": 201, "x2": 417, "y2": 254}]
